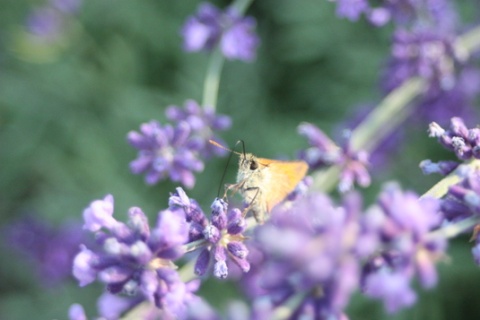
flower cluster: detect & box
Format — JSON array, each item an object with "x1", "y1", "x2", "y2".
[
  {"x1": 26, "y1": 0, "x2": 82, "y2": 42},
  {"x1": 421, "y1": 117, "x2": 480, "y2": 176},
  {"x1": 181, "y1": 2, "x2": 259, "y2": 61},
  {"x1": 362, "y1": 183, "x2": 445, "y2": 312},
  {"x1": 246, "y1": 192, "x2": 365, "y2": 319},
  {"x1": 241, "y1": 183, "x2": 445, "y2": 317},
  {"x1": 298, "y1": 122, "x2": 370, "y2": 192},
  {"x1": 383, "y1": 29, "x2": 458, "y2": 94},
  {"x1": 72, "y1": 194, "x2": 202, "y2": 318},
  {"x1": 3, "y1": 215, "x2": 84, "y2": 286},
  {"x1": 169, "y1": 187, "x2": 250, "y2": 279},
  {"x1": 382, "y1": 28, "x2": 480, "y2": 123},
  {"x1": 441, "y1": 170, "x2": 480, "y2": 222},
  {"x1": 332, "y1": 0, "x2": 454, "y2": 28},
  {"x1": 127, "y1": 100, "x2": 231, "y2": 188}
]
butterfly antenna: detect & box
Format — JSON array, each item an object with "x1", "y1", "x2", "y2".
[
  {"x1": 237, "y1": 139, "x2": 247, "y2": 160},
  {"x1": 215, "y1": 143, "x2": 237, "y2": 198}
]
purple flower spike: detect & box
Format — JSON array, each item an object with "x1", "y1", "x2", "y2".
[
  {"x1": 171, "y1": 191, "x2": 249, "y2": 279},
  {"x1": 128, "y1": 100, "x2": 231, "y2": 188},
  {"x1": 382, "y1": 28, "x2": 479, "y2": 123},
  {"x1": 181, "y1": 2, "x2": 259, "y2": 61},
  {"x1": 4, "y1": 215, "x2": 85, "y2": 286},
  {"x1": 419, "y1": 159, "x2": 459, "y2": 176},
  {"x1": 169, "y1": 187, "x2": 208, "y2": 242},
  {"x1": 442, "y1": 171, "x2": 480, "y2": 222},
  {"x1": 249, "y1": 192, "x2": 365, "y2": 319},
  {"x1": 72, "y1": 195, "x2": 198, "y2": 317},
  {"x1": 360, "y1": 183, "x2": 446, "y2": 312},
  {"x1": 127, "y1": 120, "x2": 203, "y2": 188},
  {"x1": 428, "y1": 118, "x2": 480, "y2": 161},
  {"x1": 298, "y1": 123, "x2": 371, "y2": 192}
]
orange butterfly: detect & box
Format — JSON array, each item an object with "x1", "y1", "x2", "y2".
[{"x1": 210, "y1": 140, "x2": 308, "y2": 223}]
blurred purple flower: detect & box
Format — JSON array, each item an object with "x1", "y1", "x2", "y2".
[
  {"x1": 26, "y1": 7, "x2": 64, "y2": 41},
  {"x1": 442, "y1": 170, "x2": 480, "y2": 221},
  {"x1": 128, "y1": 100, "x2": 230, "y2": 188},
  {"x1": 169, "y1": 187, "x2": 249, "y2": 279},
  {"x1": 4, "y1": 215, "x2": 84, "y2": 286},
  {"x1": 364, "y1": 270, "x2": 416, "y2": 313},
  {"x1": 331, "y1": 0, "x2": 456, "y2": 28},
  {"x1": 26, "y1": 0, "x2": 83, "y2": 43},
  {"x1": 419, "y1": 159, "x2": 458, "y2": 176},
  {"x1": 68, "y1": 304, "x2": 87, "y2": 320},
  {"x1": 335, "y1": 0, "x2": 369, "y2": 21},
  {"x1": 72, "y1": 195, "x2": 201, "y2": 318},
  {"x1": 128, "y1": 120, "x2": 204, "y2": 188},
  {"x1": 165, "y1": 100, "x2": 231, "y2": 158},
  {"x1": 382, "y1": 29, "x2": 479, "y2": 123},
  {"x1": 181, "y1": 2, "x2": 259, "y2": 61},
  {"x1": 340, "y1": 103, "x2": 405, "y2": 169},
  {"x1": 383, "y1": 28, "x2": 458, "y2": 94},
  {"x1": 362, "y1": 183, "x2": 446, "y2": 312},
  {"x1": 248, "y1": 192, "x2": 367, "y2": 319},
  {"x1": 298, "y1": 122, "x2": 371, "y2": 192},
  {"x1": 49, "y1": 0, "x2": 82, "y2": 13}
]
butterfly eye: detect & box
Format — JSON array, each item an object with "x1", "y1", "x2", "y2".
[{"x1": 250, "y1": 160, "x2": 258, "y2": 170}]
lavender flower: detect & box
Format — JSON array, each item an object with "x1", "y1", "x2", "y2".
[
  {"x1": 442, "y1": 170, "x2": 480, "y2": 222},
  {"x1": 335, "y1": 0, "x2": 369, "y2": 22},
  {"x1": 4, "y1": 215, "x2": 84, "y2": 286},
  {"x1": 362, "y1": 183, "x2": 446, "y2": 312},
  {"x1": 25, "y1": 0, "x2": 82, "y2": 43},
  {"x1": 382, "y1": 28, "x2": 480, "y2": 123},
  {"x1": 72, "y1": 194, "x2": 201, "y2": 318},
  {"x1": 428, "y1": 117, "x2": 480, "y2": 161},
  {"x1": 331, "y1": 0, "x2": 456, "y2": 28},
  {"x1": 127, "y1": 120, "x2": 204, "y2": 188},
  {"x1": 383, "y1": 28, "x2": 458, "y2": 94},
  {"x1": 26, "y1": 7, "x2": 64, "y2": 42},
  {"x1": 128, "y1": 100, "x2": 230, "y2": 188},
  {"x1": 165, "y1": 100, "x2": 231, "y2": 158},
  {"x1": 298, "y1": 122, "x2": 371, "y2": 192},
  {"x1": 181, "y1": 2, "x2": 259, "y2": 61},
  {"x1": 169, "y1": 187, "x2": 249, "y2": 279},
  {"x1": 419, "y1": 159, "x2": 458, "y2": 176},
  {"x1": 68, "y1": 304, "x2": 87, "y2": 320},
  {"x1": 247, "y1": 192, "x2": 366, "y2": 319}
]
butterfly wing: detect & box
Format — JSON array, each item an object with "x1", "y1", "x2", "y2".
[{"x1": 257, "y1": 158, "x2": 308, "y2": 212}]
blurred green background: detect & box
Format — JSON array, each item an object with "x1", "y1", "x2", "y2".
[{"x1": 1, "y1": 0, "x2": 480, "y2": 319}]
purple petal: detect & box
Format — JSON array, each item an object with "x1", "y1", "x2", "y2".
[
  {"x1": 194, "y1": 248, "x2": 211, "y2": 276},
  {"x1": 68, "y1": 304, "x2": 87, "y2": 320},
  {"x1": 82, "y1": 195, "x2": 117, "y2": 232},
  {"x1": 72, "y1": 245, "x2": 98, "y2": 286},
  {"x1": 213, "y1": 260, "x2": 228, "y2": 279}
]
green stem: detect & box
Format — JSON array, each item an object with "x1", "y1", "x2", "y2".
[
  {"x1": 202, "y1": 49, "x2": 225, "y2": 111},
  {"x1": 428, "y1": 215, "x2": 480, "y2": 240},
  {"x1": 201, "y1": 0, "x2": 255, "y2": 111},
  {"x1": 455, "y1": 24, "x2": 480, "y2": 55},
  {"x1": 421, "y1": 160, "x2": 480, "y2": 199}
]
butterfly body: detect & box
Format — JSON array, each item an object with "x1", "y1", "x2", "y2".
[{"x1": 236, "y1": 153, "x2": 308, "y2": 223}]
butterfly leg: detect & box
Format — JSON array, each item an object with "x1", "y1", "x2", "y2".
[{"x1": 242, "y1": 186, "x2": 266, "y2": 224}]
